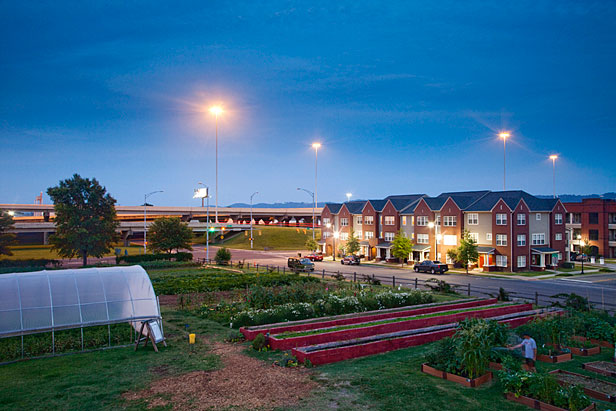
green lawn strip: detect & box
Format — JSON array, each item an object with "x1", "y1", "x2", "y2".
[
  {"x1": 0, "y1": 308, "x2": 227, "y2": 410},
  {"x1": 276, "y1": 303, "x2": 514, "y2": 339},
  {"x1": 203, "y1": 226, "x2": 321, "y2": 250}
]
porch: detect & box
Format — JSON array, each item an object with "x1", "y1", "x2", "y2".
[{"x1": 531, "y1": 247, "x2": 560, "y2": 271}]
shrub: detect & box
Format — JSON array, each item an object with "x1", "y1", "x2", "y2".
[
  {"x1": 215, "y1": 247, "x2": 231, "y2": 265},
  {"x1": 550, "y1": 293, "x2": 591, "y2": 312},
  {"x1": 252, "y1": 333, "x2": 266, "y2": 351},
  {"x1": 225, "y1": 330, "x2": 245, "y2": 343},
  {"x1": 117, "y1": 252, "x2": 193, "y2": 264},
  {"x1": 0, "y1": 258, "x2": 61, "y2": 268},
  {"x1": 425, "y1": 278, "x2": 455, "y2": 293}
]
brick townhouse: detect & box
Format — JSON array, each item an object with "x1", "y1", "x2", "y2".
[
  {"x1": 564, "y1": 198, "x2": 616, "y2": 258},
  {"x1": 322, "y1": 190, "x2": 567, "y2": 272}
]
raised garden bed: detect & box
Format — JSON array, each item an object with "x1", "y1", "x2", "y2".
[
  {"x1": 572, "y1": 336, "x2": 614, "y2": 349},
  {"x1": 421, "y1": 363, "x2": 492, "y2": 388},
  {"x1": 537, "y1": 347, "x2": 572, "y2": 364},
  {"x1": 240, "y1": 298, "x2": 494, "y2": 340},
  {"x1": 566, "y1": 345, "x2": 601, "y2": 357},
  {"x1": 504, "y1": 392, "x2": 596, "y2": 411},
  {"x1": 582, "y1": 361, "x2": 616, "y2": 378},
  {"x1": 270, "y1": 303, "x2": 532, "y2": 350},
  {"x1": 550, "y1": 369, "x2": 616, "y2": 403}
]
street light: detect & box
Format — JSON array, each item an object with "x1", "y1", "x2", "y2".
[
  {"x1": 549, "y1": 154, "x2": 558, "y2": 198},
  {"x1": 346, "y1": 192, "x2": 352, "y2": 202},
  {"x1": 250, "y1": 191, "x2": 259, "y2": 249},
  {"x1": 578, "y1": 235, "x2": 585, "y2": 274},
  {"x1": 143, "y1": 190, "x2": 163, "y2": 254},
  {"x1": 428, "y1": 221, "x2": 438, "y2": 261},
  {"x1": 312, "y1": 142, "x2": 321, "y2": 229},
  {"x1": 499, "y1": 132, "x2": 510, "y2": 191},
  {"x1": 195, "y1": 183, "x2": 210, "y2": 261},
  {"x1": 209, "y1": 105, "x2": 224, "y2": 223},
  {"x1": 297, "y1": 187, "x2": 315, "y2": 239},
  {"x1": 333, "y1": 230, "x2": 340, "y2": 261}
]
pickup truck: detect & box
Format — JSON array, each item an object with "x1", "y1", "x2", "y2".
[
  {"x1": 288, "y1": 257, "x2": 315, "y2": 272},
  {"x1": 413, "y1": 260, "x2": 448, "y2": 274}
]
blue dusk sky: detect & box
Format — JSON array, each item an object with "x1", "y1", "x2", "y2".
[{"x1": 1, "y1": 1, "x2": 614, "y2": 207}]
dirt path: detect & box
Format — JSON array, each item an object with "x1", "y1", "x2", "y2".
[{"x1": 123, "y1": 340, "x2": 317, "y2": 410}]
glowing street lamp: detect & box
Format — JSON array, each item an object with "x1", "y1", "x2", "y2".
[
  {"x1": 499, "y1": 132, "x2": 510, "y2": 191},
  {"x1": 578, "y1": 235, "x2": 585, "y2": 274},
  {"x1": 209, "y1": 105, "x2": 224, "y2": 223},
  {"x1": 549, "y1": 155, "x2": 558, "y2": 198},
  {"x1": 346, "y1": 193, "x2": 352, "y2": 202},
  {"x1": 333, "y1": 230, "x2": 340, "y2": 261}
]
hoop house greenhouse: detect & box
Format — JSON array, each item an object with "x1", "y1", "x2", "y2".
[{"x1": 0, "y1": 265, "x2": 163, "y2": 361}]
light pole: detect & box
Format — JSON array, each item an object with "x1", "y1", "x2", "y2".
[
  {"x1": 333, "y1": 230, "x2": 339, "y2": 261},
  {"x1": 297, "y1": 187, "x2": 315, "y2": 240},
  {"x1": 549, "y1": 155, "x2": 558, "y2": 198},
  {"x1": 312, "y1": 142, "x2": 321, "y2": 229},
  {"x1": 428, "y1": 221, "x2": 436, "y2": 261},
  {"x1": 250, "y1": 191, "x2": 258, "y2": 249},
  {"x1": 195, "y1": 183, "x2": 210, "y2": 261},
  {"x1": 499, "y1": 132, "x2": 510, "y2": 191},
  {"x1": 209, "y1": 106, "x2": 223, "y2": 223},
  {"x1": 578, "y1": 235, "x2": 585, "y2": 274},
  {"x1": 143, "y1": 190, "x2": 163, "y2": 254}
]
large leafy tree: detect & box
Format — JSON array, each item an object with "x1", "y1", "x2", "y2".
[
  {"x1": 345, "y1": 229, "x2": 360, "y2": 255},
  {"x1": 0, "y1": 211, "x2": 17, "y2": 255},
  {"x1": 457, "y1": 230, "x2": 479, "y2": 274},
  {"x1": 391, "y1": 230, "x2": 414, "y2": 266},
  {"x1": 305, "y1": 237, "x2": 319, "y2": 253},
  {"x1": 148, "y1": 217, "x2": 193, "y2": 254},
  {"x1": 47, "y1": 174, "x2": 119, "y2": 266}
]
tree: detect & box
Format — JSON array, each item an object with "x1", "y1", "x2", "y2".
[
  {"x1": 345, "y1": 229, "x2": 360, "y2": 255},
  {"x1": 148, "y1": 217, "x2": 194, "y2": 254},
  {"x1": 0, "y1": 211, "x2": 17, "y2": 255},
  {"x1": 457, "y1": 230, "x2": 479, "y2": 274},
  {"x1": 305, "y1": 237, "x2": 319, "y2": 253},
  {"x1": 215, "y1": 247, "x2": 231, "y2": 265},
  {"x1": 47, "y1": 174, "x2": 119, "y2": 266},
  {"x1": 391, "y1": 230, "x2": 414, "y2": 266},
  {"x1": 446, "y1": 249, "x2": 459, "y2": 266}
]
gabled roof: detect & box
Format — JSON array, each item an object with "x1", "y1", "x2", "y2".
[
  {"x1": 465, "y1": 191, "x2": 558, "y2": 212},
  {"x1": 324, "y1": 203, "x2": 343, "y2": 214},
  {"x1": 423, "y1": 197, "x2": 447, "y2": 211},
  {"x1": 368, "y1": 199, "x2": 388, "y2": 212},
  {"x1": 437, "y1": 190, "x2": 491, "y2": 210},
  {"x1": 385, "y1": 194, "x2": 426, "y2": 211},
  {"x1": 344, "y1": 201, "x2": 367, "y2": 214}
]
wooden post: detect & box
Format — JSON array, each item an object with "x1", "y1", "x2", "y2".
[
  {"x1": 353, "y1": 272, "x2": 356, "y2": 283},
  {"x1": 393, "y1": 276, "x2": 396, "y2": 288},
  {"x1": 256, "y1": 264, "x2": 259, "y2": 273},
  {"x1": 322, "y1": 269, "x2": 325, "y2": 279},
  {"x1": 467, "y1": 283, "x2": 471, "y2": 296},
  {"x1": 535, "y1": 291, "x2": 539, "y2": 306},
  {"x1": 415, "y1": 278, "x2": 418, "y2": 289}
]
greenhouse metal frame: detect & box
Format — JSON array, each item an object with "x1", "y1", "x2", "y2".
[{"x1": 0, "y1": 265, "x2": 163, "y2": 361}]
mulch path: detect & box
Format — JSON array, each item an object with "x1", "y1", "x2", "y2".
[{"x1": 123, "y1": 340, "x2": 317, "y2": 410}]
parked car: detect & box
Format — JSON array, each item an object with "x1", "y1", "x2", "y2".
[
  {"x1": 305, "y1": 253, "x2": 323, "y2": 261},
  {"x1": 288, "y1": 257, "x2": 315, "y2": 272},
  {"x1": 575, "y1": 254, "x2": 590, "y2": 262},
  {"x1": 341, "y1": 255, "x2": 361, "y2": 265},
  {"x1": 413, "y1": 260, "x2": 448, "y2": 274}
]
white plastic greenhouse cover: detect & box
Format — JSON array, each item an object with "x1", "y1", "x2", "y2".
[{"x1": 0, "y1": 265, "x2": 161, "y2": 338}]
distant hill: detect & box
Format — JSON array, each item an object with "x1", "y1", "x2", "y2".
[
  {"x1": 227, "y1": 201, "x2": 327, "y2": 208},
  {"x1": 538, "y1": 192, "x2": 616, "y2": 203}
]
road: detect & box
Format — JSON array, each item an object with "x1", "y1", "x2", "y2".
[{"x1": 190, "y1": 247, "x2": 616, "y2": 310}]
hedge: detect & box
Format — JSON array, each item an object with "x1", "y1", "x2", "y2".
[{"x1": 116, "y1": 252, "x2": 193, "y2": 264}]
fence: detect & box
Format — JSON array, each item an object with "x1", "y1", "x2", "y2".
[{"x1": 197, "y1": 258, "x2": 616, "y2": 313}]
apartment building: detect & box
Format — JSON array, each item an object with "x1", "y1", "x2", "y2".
[
  {"x1": 322, "y1": 190, "x2": 567, "y2": 271},
  {"x1": 565, "y1": 198, "x2": 616, "y2": 258}
]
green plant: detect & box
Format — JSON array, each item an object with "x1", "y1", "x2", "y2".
[
  {"x1": 391, "y1": 230, "x2": 413, "y2": 266},
  {"x1": 224, "y1": 330, "x2": 245, "y2": 343},
  {"x1": 425, "y1": 278, "x2": 454, "y2": 293},
  {"x1": 215, "y1": 247, "x2": 232, "y2": 265},
  {"x1": 454, "y1": 318, "x2": 501, "y2": 378},
  {"x1": 252, "y1": 333, "x2": 266, "y2": 351},
  {"x1": 551, "y1": 293, "x2": 591, "y2": 312},
  {"x1": 0, "y1": 210, "x2": 17, "y2": 255},
  {"x1": 305, "y1": 238, "x2": 318, "y2": 252}
]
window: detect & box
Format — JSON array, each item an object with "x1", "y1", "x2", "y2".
[
  {"x1": 340, "y1": 232, "x2": 349, "y2": 241},
  {"x1": 555, "y1": 213, "x2": 563, "y2": 225},
  {"x1": 436, "y1": 215, "x2": 441, "y2": 226},
  {"x1": 486, "y1": 232, "x2": 492, "y2": 241},
  {"x1": 517, "y1": 213, "x2": 526, "y2": 225},
  {"x1": 589, "y1": 229, "x2": 599, "y2": 241},
  {"x1": 468, "y1": 232, "x2": 479, "y2": 243},
  {"x1": 365, "y1": 231, "x2": 374, "y2": 239},
  {"x1": 496, "y1": 234, "x2": 507, "y2": 246},
  {"x1": 384, "y1": 232, "x2": 395, "y2": 241},
  {"x1": 355, "y1": 216, "x2": 363, "y2": 225},
  {"x1": 496, "y1": 213, "x2": 507, "y2": 225},
  {"x1": 384, "y1": 216, "x2": 395, "y2": 226},
  {"x1": 531, "y1": 233, "x2": 545, "y2": 245},
  {"x1": 443, "y1": 216, "x2": 457, "y2": 226},
  {"x1": 417, "y1": 216, "x2": 428, "y2": 226},
  {"x1": 443, "y1": 235, "x2": 457, "y2": 246},
  {"x1": 536, "y1": 213, "x2": 541, "y2": 221},
  {"x1": 417, "y1": 234, "x2": 429, "y2": 244},
  {"x1": 323, "y1": 232, "x2": 330, "y2": 238},
  {"x1": 467, "y1": 213, "x2": 478, "y2": 225},
  {"x1": 402, "y1": 216, "x2": 407, "y2": 226},
  {"x1": 517, "y1": 256, "x2": 526, "y2": 268},
  {"x1": 555, "y1": 233, "x2": 562, "y2": 241},
  {"x1": 355, "y1": 230, "x2": 362, "y2": 239},
  {"x1": 571, "y1": 213, "x2": 582, "y2": 224},
  {"x1": 589, "y1": 212, "x2": 599, "y2": 224},
  {"x1": 365, "y1": 215, "x2": 374, "y2": 225},
  {"x1": 496, "y1": 255, "x2": 508, "y2": 267},
  {"x1": 323, "y1": 218, "x2": 331, "y2": 225},
  {"x1": 517, "y1": 234, "x2": 526, "y2": 246},
  {"x1": 340, "y1": 218, "x2": 348, "y2": 227}
]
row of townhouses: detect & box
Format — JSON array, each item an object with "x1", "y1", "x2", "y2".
[
  {"x1": 565, "y1": 198, "x2": 616, "y2": 259},
  {"x1": 320, "y1": 190, "x2": 568, "y2": 272}
]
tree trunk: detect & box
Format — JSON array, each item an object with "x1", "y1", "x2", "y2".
[{"x1": 82, "y1": 251, "x2": 88, "y2": 267}]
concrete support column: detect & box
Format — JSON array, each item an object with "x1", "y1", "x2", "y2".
[
  {"x1": 43, "y1": 231, "x2": 49, "y2": 245},
  {"x1": 122, "y1": 231, "x2": 131, "y2": 247}
]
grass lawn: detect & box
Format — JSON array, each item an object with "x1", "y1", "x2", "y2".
[
  {"x1": 0, "y1": 244, "x2": 144, "y2": 261},
  {"x1": 205, "y1": 226, "x2": 321, "y2": 251}
]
